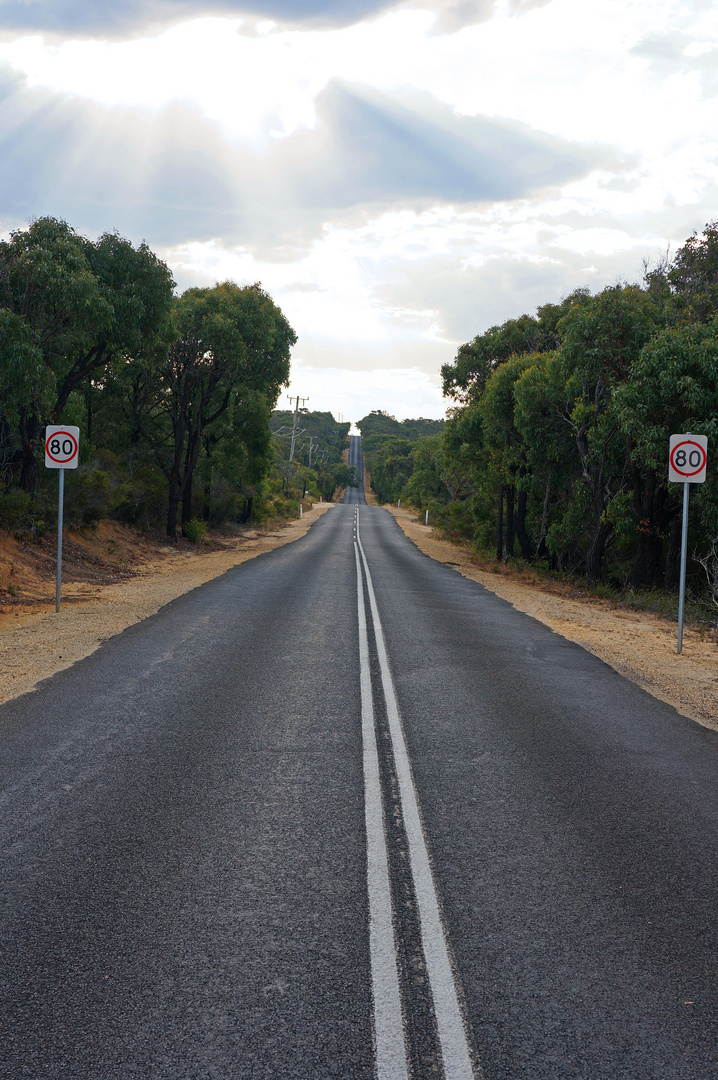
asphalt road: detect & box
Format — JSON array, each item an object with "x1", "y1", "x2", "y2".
[
  {"x1": 2, "y1": 436, "x2": 718, "y2": 1079},
  {"x1": 346, "y1": 435, "x2": 364, "y2": 504}
]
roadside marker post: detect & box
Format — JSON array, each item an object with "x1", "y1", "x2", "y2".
[
  {"x1": 669, "y1": 433, "x2": 708, "y2": 653},
  {"x1": 44, "y1": 426, "x2": 80, "y2": 613}
]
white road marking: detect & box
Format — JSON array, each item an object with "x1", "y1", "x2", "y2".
[
  {"x1": 356, "y1": 509, "x2": 478, "y2": 1080},
  {"x1": 355, "y1": 541, "x2": 409, "y2": 1080}
]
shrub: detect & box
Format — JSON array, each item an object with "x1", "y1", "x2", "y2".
[
  {"x1": 183, "y1": 517, "x2": 207, "y2": 543},
  {"x1": 0, "y1": 489, "x2": 31, "y2": 530}
]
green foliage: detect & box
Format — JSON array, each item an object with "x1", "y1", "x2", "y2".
[
  {"x1": 403, "y1": 221, "x2": 718, "y2": 598},
  {"x1": 0, "y1": 217, "x2": 176, "y2": 492},
  {"x1": 0, "y1": 488, "x2": 30, "y2": 529},
  {"x1": 358, "y1": 412, "x2": 447, "y2": 505},
  {"x1": 183, "y1": 518, "x2": 207, "y2": 543},
  {"x1": 440, "y1": 291, "x2": 589, "y2": 405},
  {"x1": 0, "y1": 217, "x2": 296, "y2": 538},
  {"x1": 357, "y1": 410, "x2": 445, "y2": 440},
  {"x1": 331, "y1": 463, "x2": 358, "y2": 489},
  {"x1": 269, "y1": 408, "x2": 350, "y2": 501}
]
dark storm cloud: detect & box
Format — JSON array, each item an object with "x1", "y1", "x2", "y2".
[
  {"x1": 0, "y1": 71, "x2": 614, "y2": 252},
  {"x1": 0, "y1": 0, "x2": 401, "y2": 37}
]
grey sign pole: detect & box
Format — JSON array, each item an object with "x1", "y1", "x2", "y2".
[
  {"x1": 677, "y1": 479, "x2": 689, "y2": 654},
  {"x1": 56, "y1": 468, "x2": 65, "y2": 613}
]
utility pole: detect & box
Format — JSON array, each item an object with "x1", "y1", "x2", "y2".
[
  {"x1": 288, "y1": 395, "x2": 308, "y2": 463},
  {"x1": 307, "y1": 435, "x2": 318, "y2": 469}
]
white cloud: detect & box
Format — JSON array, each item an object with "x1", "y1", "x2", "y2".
[
  {"x1": 0, "y1": 0, "x2": 717, "y2": 416},
  {"x1": 284, "y1": 358, "x2": 446, "y2": 422}
]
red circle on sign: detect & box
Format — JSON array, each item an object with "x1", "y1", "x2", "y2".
[
  {"x1": 46, "y1": 431, "x2": 78, "y2": 465},
  {"x1": 670, "y1": 439, "x2": 707, "y2": 477}
]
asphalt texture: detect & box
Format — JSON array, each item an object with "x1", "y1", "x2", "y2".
[{"x1": 1, "y1": 435, "x2": 718, "y2": 1078}]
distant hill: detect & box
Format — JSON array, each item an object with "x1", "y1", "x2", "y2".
[{"x1": 356, "y1": 410, "x2": 445, "y2": 441}]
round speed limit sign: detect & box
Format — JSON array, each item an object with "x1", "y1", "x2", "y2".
[
  {"x1": 45, "y1": 425, "x2": 80, "y2": 469},
  {"x1": 669, "y1": 433, "x2": 708, "y2": 484}
]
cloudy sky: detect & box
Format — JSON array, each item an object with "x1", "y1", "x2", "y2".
[{"x1": 0, "y1": 0, "x2": 716, "y2": 420}]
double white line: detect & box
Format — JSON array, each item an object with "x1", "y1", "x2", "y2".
[{"x1": 353, "y1": 507, "x2": 477, "y2": 1080}]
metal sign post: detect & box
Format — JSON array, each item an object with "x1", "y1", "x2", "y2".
[
  {"x1": 44, "y1": 426, "x2": 80, "y2": 613},
  {"x1": 669, "y1": 433, "x2": 708, "y2": 653}
]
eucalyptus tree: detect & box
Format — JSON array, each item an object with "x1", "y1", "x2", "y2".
[
  {"x1": 512, "y1": 351, "x2": 577, "y2": 560},
  {"x1": 136, "y1": 281, "x2": 295, "y2": 539},
  {"x1": 477, "y1": 353, "x2": 538, "y2": 559},
  {"x1": 615, "y1": 323, "x2": 718, "y2": 586},
  {"x1": 0, "y1": 217, "x2": 175, "y2": 491},
  {"x1": 667, "y1": 220, "x2": 718, "y2": 326},
  {"x1": 441, "y1": 294, "x2": 587, "y2": 406},
  {"x1": 553, "y1": 283, "x2": 661, "y2": 582}
]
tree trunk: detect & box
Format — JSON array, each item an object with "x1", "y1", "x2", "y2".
[
  {"x1": 505, "y1": 485, "x2": 515, "y2": 559},
  {"x1": 631, "y1": 529, "x2": 663, "y2": 589},
  {"x1": 182, "y1": 471, "x2": 194, "y2": 530},
  {"x1": 496, "y1": 483, "x2": 504, "y2": 561},
  {"x1": 586, "y1": 517, "x2": 612, "y2": 584},
  {"x1": 19, "y1": 447, "x2": 37, "y2": 494},
  {"x1": 18, "y1": 411, "x2": 40, "y2": 493},
  {"x1": 537, "y1": 473, "x2": 551, "y2": 557},
  {"x1": 515, "y1": 488, "x2": 532, "y2": 559},
  {"x1": 665, "y1": 516, "x2": 682, "y2": 591},
  {"x1": 166, "y1": 476, "x2": 181, "y2": 541}
]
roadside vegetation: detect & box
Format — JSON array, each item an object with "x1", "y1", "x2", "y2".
[
  {"x1": 269, "y1": 409, "x2": 355, "y2": 512},
  {"x1": 362, "y1": 222, "x2": 718, "y2": 622},
  {"x1": 0, "y1": 217, "x2": 352, "y2": 547}
]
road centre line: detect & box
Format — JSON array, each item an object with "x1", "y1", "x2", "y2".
[
  {"x1": 355, "y1": 541, "x2": 410, "y2": 1080},
  {"x1": 356, "y1": 510, "x2": 478, "y2": 1080}
]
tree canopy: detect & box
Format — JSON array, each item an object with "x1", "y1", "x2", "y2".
[
  {"x1": 367, "y1": 221, "x2": 718, "y2": 596},
  {"x1": 0, "y1": 217, "x2": 298, "y2": 539}
]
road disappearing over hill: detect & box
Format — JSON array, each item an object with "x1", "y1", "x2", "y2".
[{"x1": 1, "y1": 436, "x2": 717, "y2": 1079}]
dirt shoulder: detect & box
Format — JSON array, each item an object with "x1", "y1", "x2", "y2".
[
  {"x1": 363, "y1": 469, "x2": 377, "y2": 505},
  {"x1": 0, "y1": 504, "x2": 335, "y2": 707},
  {"x1": 387, "y1": 507, "x2": 718, "y2": 732}
]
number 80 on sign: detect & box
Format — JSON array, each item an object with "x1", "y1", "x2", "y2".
[
  {"x1": 45, "y1": 425, "x2": 80, "y2": 469},
  {"x1": 669, "y1": 433, "x2": 708, "y2": 484}
]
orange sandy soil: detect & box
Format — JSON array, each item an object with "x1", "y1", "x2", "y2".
[
  {"x1": 387, "y1": 507, "x2": 718, "y2": 732},
  {"x1": 0, "y1": 504, "x2": 333, "y2": 706}
]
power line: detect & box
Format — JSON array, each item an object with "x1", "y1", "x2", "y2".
[{"x1": 287, "y1": 394, "x2": 309, "y2": 462}]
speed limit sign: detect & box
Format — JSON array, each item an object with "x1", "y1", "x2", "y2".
[
  {"x1": 669, "y1": 432, "x2": 708, "y2": 654},
  {"x1": 45, "y1": 426, "x2": 80, "y2": 470},
  {"x1": 669, "y1": 433, "x2": 708, "y2": 484}
]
